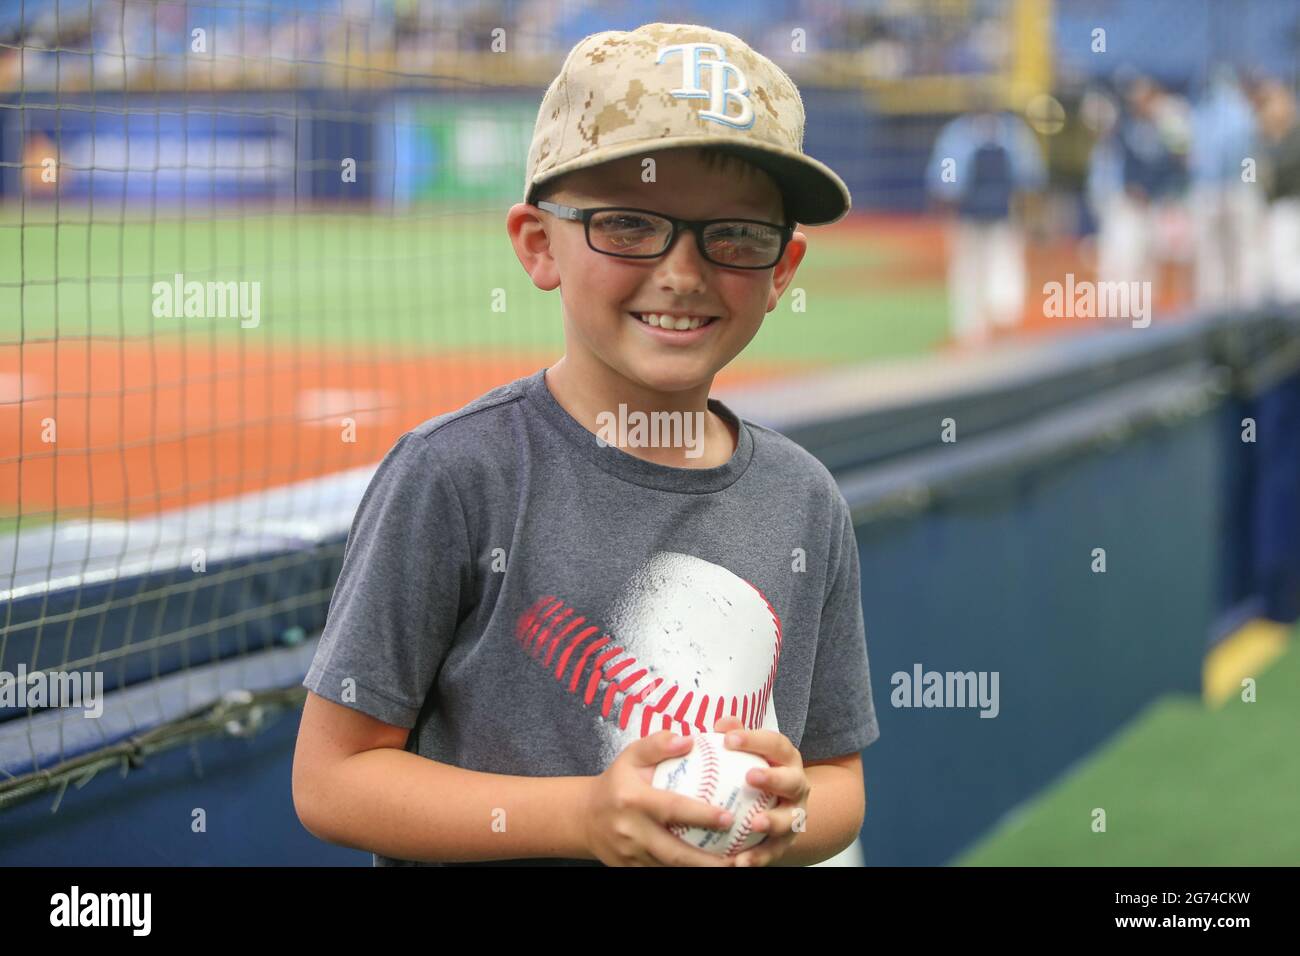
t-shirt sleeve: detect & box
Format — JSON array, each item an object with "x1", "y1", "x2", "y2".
[
  {"x1": 302, "y1": 430, "x2": 470, "y2": 728},
  {"x1": 798, "y1": 487, "x2": 881, "y2": 762}
]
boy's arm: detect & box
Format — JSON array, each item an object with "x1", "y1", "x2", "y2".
[
  {"x1": 773, "y1": 484, "x2": 877, "y2": 868},
  {"x1": 771, "y1": 752, "x2": 865, "y2": 867},
  {"x1": 293, "y1": 692, "x2": 592, "y2": 863}
]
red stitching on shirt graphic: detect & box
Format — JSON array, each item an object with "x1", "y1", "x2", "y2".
[{"x1": 514, "y1": 552, "x2": 783, "y2": 743}]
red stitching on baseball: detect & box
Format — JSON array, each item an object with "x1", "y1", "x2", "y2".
[
  {"x1": 695, "y1": 735, "x2": 722, "y2": 807},
  {"x1": 725, "y1": 789, "x2": 775, "y2": 857},
  {"x1": 666, "y1": 735, "x2": 774, "y2": 854},
  {"x1": 668, "y1": 736, "x2": 721, "y2": 844}
]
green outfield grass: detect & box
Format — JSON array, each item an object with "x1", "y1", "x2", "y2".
[
  {"x1": 0, "y1": 209, "x2": 948, "y2": 363},
  {"x1": 955, "y1": 623, "x2": 1300, "y2": 866},
  {"x1": 0, "y1": 507, "x2": 113, "y2": 537}
]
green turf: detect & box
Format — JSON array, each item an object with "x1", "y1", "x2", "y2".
[
  {"x1": 0, "y1": 210, "x2": 948, "y2": 364},
  {"x1": 955, "y1": 624, "x2": 1300, "y2": 866},
  {"x1": 0, "y1": 506, "x2": 116, "y2": 537}
]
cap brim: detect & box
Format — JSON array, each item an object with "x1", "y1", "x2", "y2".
[
  {"x1": 699, "y1": 142, "x2": 852, "y2": 226},
  {"x1": 526, "y1": 136, "x2": 852, "y2": 227}
]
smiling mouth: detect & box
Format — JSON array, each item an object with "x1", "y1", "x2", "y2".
[{"x1": 629, "y1": 312, "x2": 720, "y2": 330}]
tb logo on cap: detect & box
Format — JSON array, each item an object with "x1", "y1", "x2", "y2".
[{"x1": 656, "y1": 42, "x2": 755, "y2": 130}]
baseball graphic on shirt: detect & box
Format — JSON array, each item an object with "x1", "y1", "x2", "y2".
[{"x1": 515, "y1": 552, "x2": 782, "y2": 766}]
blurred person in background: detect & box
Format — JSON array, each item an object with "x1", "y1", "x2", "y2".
[
  {"x1": 1082, "y1": 83, "x2": 1122, "y2": 262},
  {"x1": 1246, "y1": 76, "x2": 1300, "y2": 302},
  {"x1": 1189, "y1": 65, "x2": 1267, "y2": 310},
  {"x1": 1038, "y1": 77, "x2": 1097, "y2": 240},
  {"x1": 1089, "y1": 73, "x2": 1192, "y2": 307},
  {"x1": 927, "y1": 93, "x2": 1046, "y2": 347}
]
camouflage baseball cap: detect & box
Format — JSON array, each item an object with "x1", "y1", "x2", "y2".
[{"x1": 524, "y1": 22, "x2": 851, "y2": 226}]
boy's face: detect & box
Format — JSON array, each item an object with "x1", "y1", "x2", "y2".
[{"x1": 508, "y1": 149, "x2": 807, "y2": 397}]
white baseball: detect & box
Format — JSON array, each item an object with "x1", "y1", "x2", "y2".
[{"x1": 652, "y1": 732, "x2": 776, "y2": 857}]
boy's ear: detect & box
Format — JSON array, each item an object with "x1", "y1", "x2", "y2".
[
  {"x1": 505, "y1": 202, "x2": 562, "y2": 292},
  {"x1": 767, "y1": 230, "x2": 808, "y2": 313}
]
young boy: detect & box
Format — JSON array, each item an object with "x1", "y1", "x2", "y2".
[{"x1": 292, "y1": 21, "x2": 879, "y2": 867}]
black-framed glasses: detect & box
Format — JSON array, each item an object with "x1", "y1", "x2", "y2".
[{"x1": 532, "y1": 201, "x2": 793, "y2": 270}]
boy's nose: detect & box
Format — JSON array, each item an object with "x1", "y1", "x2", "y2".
[{"x1": 653, "y1": 229, "x2": 710, "y2": 292}]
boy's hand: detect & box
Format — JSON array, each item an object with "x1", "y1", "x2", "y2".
[
  {"x1": 710, "y1": 715, "x2": 809, "y2": 867},
  {"x1": 581, "y1": 731, "x2": 738, "y2": 867}
]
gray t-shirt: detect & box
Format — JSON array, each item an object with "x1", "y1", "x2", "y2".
[{"x1": 303, "y1": 368, "x2": 879, "y2": 866}]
